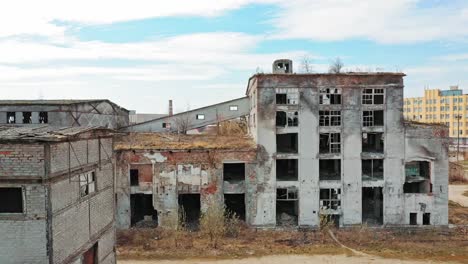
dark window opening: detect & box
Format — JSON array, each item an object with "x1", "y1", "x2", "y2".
[
  {"x1": 276, "y1": 188, "x2": 298, "y2": 226},
  {"x1": 225, "y1": 194, "x2": 245, "y2": 221},
  {"x1": 363, "y1": 110, "x2": 384, "y2": 126},
  {"x1": 319, "y1": 88, "x2": 342, "y2": 105},
  {"x1": 162, "y1": 122, "x2": 171, "y2": 128},
  {"x1": 83, "y1": 243, "x2": 98, "y2": 264},
  {"x1": 410, "y1": 213, "x2": 417, "y2": 225},
  {"x1": 319, "y1": 159, "x2": 341, "y2": 180},
  {"x1": 22, "y1": 112, "x2": 32, "y2": 124},
  {"x1": 404, "y1": 161, "x2": 431, "y2": 193},
  {"x1": 130, "y1": 194, "x2": 158, "y2": 228},
  {"x1": 362, "y1": 187, "x2": 383, "y2": 225},
  {"x1": 423, "y1": 213, "x2": 431, "y2": 225},
  {"x1": 276, "y1": 159, "x2": 298, "y2": 181},
  {"x1": 39, "y1": 112, "x2": 48, "y2": 123},
  {"x1": 276, "y1": 94, "x2": 287, "y2": 105},
  {"x1": 277, "y1": 133, "x2": 298, "y2": 153},
  {"x1": 0, "y1": 188, "x2": 23, "y2": 213},
  {"x1": 319, "y1": 110, "x2": 341, "y2": 126},
  {"x1": 276, "y1": 111, "x2": 298, "y2": 127},
  {"x1": 223, "y1": 163, "x2": 245, "y2": 183},
  {"x1": 362, "y1": 132, "x2": 384, "y2": 153},
  {"x1": 196, "y1": 114, "x2": 205, "y2": 120},
  {"x1": 130, "y1": 169, "x2": 139, "y2": 186},
  {"x1": 362, "y1": 159, "x2": 384, "y2": 180},
  {"x1": 7, "y1": 112, "x2": 15, "y2": 124},
  {"x1": 319, "y1": 133, "x2": 341, "y2": 154},
  {"x1": 178, "y1": 194, "x2": 201, "y2": 230},
  {"x1": 320, "y1": 188, "x2": 341, "y2": 210}
]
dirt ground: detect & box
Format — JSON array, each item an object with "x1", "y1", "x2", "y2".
[
  {"x1": 449, "y1": 185, "x2": 468, "y2": 207},
  {"x1": 119, "y1": 254, "x2": 459, "y2": 264}
]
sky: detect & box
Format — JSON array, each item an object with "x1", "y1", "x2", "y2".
[{"x1": 1, "y1": 0, "x2": 468, "y2": 113}]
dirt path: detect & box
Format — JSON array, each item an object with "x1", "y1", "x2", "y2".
[
  {"x1": 449, "y1": 185, "x2": 468, "y2": 207},
  {"x1": 119, "y1": 255, "x2": 456, "y2": 264}
]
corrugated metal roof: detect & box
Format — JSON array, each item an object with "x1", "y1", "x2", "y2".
[{"x1": 0, "y1": 125, "x2": 112, "y2": 142}]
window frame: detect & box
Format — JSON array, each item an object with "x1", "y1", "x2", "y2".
[
  {"x1": 319, "y1": 110, "x2": 341, "y2": 127},
  {"x1": 362, "y1": 88, "x2": 385, "y2": 105},
  {"x1": 0, "y1": 187, "x2": 24, "y2": 214},
  {"x1": 79, "y1": 171, "x2": 97, "y2": 197}
]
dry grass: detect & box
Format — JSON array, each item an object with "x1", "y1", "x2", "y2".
[
  {"x1": 463, "y1": 191, "x2": 468, "y2": 197},
  {"x1": 449, "y1": 200, "x2": 468, "y2": 225},
  {"x1": 117, "y1": 226, "x2": 468, "y2": 263}
]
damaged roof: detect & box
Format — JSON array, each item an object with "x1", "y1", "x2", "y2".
[
  {"x1": 0, "y1": 125, "x2": 113, "y2": 142},
  {"x1": 0, "y1": 99, "x2": 129, "y2": 112},
  {"x1": 114, "y1": 133, "x2": 256, "y2": 151}
]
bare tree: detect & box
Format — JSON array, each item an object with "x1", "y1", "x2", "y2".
[
  {"x1": 300, "y1": 55, "x2": 313, "y2": 73},
  {"x1": 174, "y1": 103, "x2": 191, "y2": 134},
  {"x1": 328, "y1": 57, "x2": 344, "y2": 73}
]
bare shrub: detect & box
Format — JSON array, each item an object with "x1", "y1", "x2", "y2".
[
  {"x1": 167, "y1": 206, "x2": 188, "y2": 247},
  {"x1": 225, "y1": 211, "x2": 242, "y2": 238},
  {"x1": 329, "y1": 57, "x2": 344, "y2": 73},
  {"x1": 200, "y1": 202, "x2": 226, "y2": 248}
]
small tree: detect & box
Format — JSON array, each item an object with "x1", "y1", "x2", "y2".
[
  {"x1": 329, "y1": 57, "x2": 344, "y2": 73},
  {"x1": 200, "y1": 202, "x2": 225, "y2": 249},
  {"x1": 174, "y1": 113, "x2": 191, "y2": 134},
  {"x1": 300, "y1": 55, "x2": 313, "y2": 73}
]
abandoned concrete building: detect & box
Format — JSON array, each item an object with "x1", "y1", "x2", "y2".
[
  {"x1": 0, "y1": 100, "x2": 129, "y2": 129},
  {"x1": 0, "y1": 126, "x2": 116, "y2": 264},
  {"x1": 117, "y1": 60, "x2": 449, "y2": 229}
]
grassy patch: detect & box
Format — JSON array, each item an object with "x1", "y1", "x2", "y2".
[{"x1": 463, "y1": 191, "x2": 468, "y2": 197}]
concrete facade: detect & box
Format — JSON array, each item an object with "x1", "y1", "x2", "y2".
[{"x1": 0, "y1": 126, "x2": 116, "y2": 264}]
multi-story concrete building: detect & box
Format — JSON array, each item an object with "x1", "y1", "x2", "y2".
[
  {"x1": 404, "y1": 86, "x2": 468, "y2": 143},
  {"x1": 0, "y1": 100, "x2": 129, "y2": 129},
  {"x1": 0, "y1": 125, "x2": 116, "y2": 264}
]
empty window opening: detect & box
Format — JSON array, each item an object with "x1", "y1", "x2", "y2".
[
  {"x1": 404, "y1": 161, "x2": 431, "y2": 193},
  {"x1": 6, "y1": 112, "x2": 16, "y2": 124},
  {"x1": 320, "y1": 88, "x2": 342, "y2": 105},
  {"x1": 83, "y1": 243, "x2": 98, "y2": 264},
  {"x1": 319, "y1": 111, "x2": 341, "y2": 126},
  {"x1": 196, "y1": 114, "x2": 205, "y2": 120},
  {"x1": 130, "y1": 169, "x2": 139, "y2": 186},
  {"x1": 229, "y1": 105, "x2": 238, "y2": 111},
  {"x1": 362, "y1": 187, "x2": 383, "y2": 225},
  {"x1": 276, "y1": 111, "x2": 298, "y2": 127},
  {"x1": 319, "y1": 159, "x2": 341, "y2": 180},
  {"x1": 362, "y1": 159, "x2": 384, "y2": 180},
  {"x1": 130, "y1": 194, "x2": 158, "y2": 227},
  {"x1": 39, "y1": 112, "x2": 48, "y2": 123},
  {"x1": 410, "y1": 213, "x2": 417, "y2": 225},
  {"x1": 0, "y1": 187, "x2": 23, "y2": 213},
  {"x1": 363, "y1": 110, "x2": 384, "y2": 126},
  {"x1": 362, "y1": 88, "x2": 384, "y2": 105},
  {"x1": 22, "y1": 112, "x2": 32, "y2": 124},
  {"x1": 225, "y1": 194, "x2": 245, "y2": 221},
  {"x1": 276, "y1": 89, "x2": 298, "y2": 105},
  {"x1": 79, "y1": 171, "x2": 96, "y2": 197},
  {"x1": 276, "y1": 159, "x2": 298, "y2": 181},
  {"x1": 162, "y1": 122, "x2": 171, "y2": 128},
  {"x1": 178, "y1": 194, "x2": 201, "y2": 230},
  {"x1": 423, "y1": 213, "x2": 431, "y2": 225},
  {"x1": 362, "y1": 132, "x2": 384, "y2": 153},
  {"x1": 276, "y1": 188, "x2": 298, "y2": 226},
  {"x1": 276, "y1": 94, "x2": 287, "y2": 105},
  {"x1": 319, "y1": 133, "x2": 341, "y2": 154},
  {"x1": 223, "y1": 163, "x2": 245, "y2": 183},
  {"x1": 277, "y1": 133, "x2": 298, "y2": 153},
  {"x1": 320, "y1": 188, "x2": 341, "y2": 210}
]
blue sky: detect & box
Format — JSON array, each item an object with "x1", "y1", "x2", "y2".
[{"x1": 1, "y1": 0, "x2": 468, "y2": 113}]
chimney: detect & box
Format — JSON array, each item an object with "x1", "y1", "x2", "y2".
[{"x1": 169, "y1": 100, "x2": 173, "y2": 116}]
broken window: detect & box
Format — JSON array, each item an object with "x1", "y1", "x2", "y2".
[
  {"x1": 276, "y1": 159, "x2": 298, "y2": 181},
  {"x1": 22, "y1": 112, "x2": 32, "y2": 124},
  {"x1": 178, "y1": 194, "x2": 201, "y2": 229},
  {"x1": 319, "y1": 133, "x2": 341, "y2": 154},
  {"x1": 196, "y1": 114, "x2": 205, "y2": 120},
  {"x1": 362, "y1": 132, "x2": 384, "y2": 153},
  {"x1": 130, "y1": 194, "x2": 158, "y2": 227},
  {"x1": 362, "y1": 88, "x2": 384, "y2": 104},
  {"x1": 319, "y1": 111, "x2": 341, "y2": 126},
  {"x1": 39, "y1": 112, "x2": 48, "y2": 123},
  {"x1": 276, "y1": 88, "x2": 298, "y2": 105},
  {"x1": 423, "y1": 213, "x2": 431, "y2": 225},
  {"x1": 225, "y1": 194, "x2": 245, "y2": 221},
  {"x1": 410, "y1": 213, "x2": 417, "y2": 225},
  {"x1": 130, "y1": 169, "x2": 139, "y2": 186},
  {"x1": 162, "y1": 122, "x2": 171, "y2": 128},
  {"x1": 0, "y1": 187, "x2": 23, "y2": 213},
  {"x1": 229, "y1": 105, "x2": 238, "y2": 111},
  {"x1": 362, "y1": 187, "x2": 383, "y2": 225},
  {"x1": 277, "y1": 133, "x2": 298, "y2": 153},
  {"x1": 404, "y1": 161, "x2": 431, "y2": 193},
  {"x1": 319, "y1": 88, "x2": 342, "y2": 105},
  {"x1": 362, "y1": 159, "x2": 384, "y2": 180},
  {"x1": 7, "y1": 112, "x2": 15, "y2": 124},
  {"x1": 319, "y1": 159, "x2": 341, "y2": 180},
  {"x1": 276, "y1": 111, "x2": 298, "y2": 127},
  {"x1": 320, "y1": 188, "x2": 341, "y2": 210},
  {"x1": 80, "y1": 171, "x2": 96, "y2": 197},
  {"x1": 363, "y1": 110, "x2": 384, "y2": 126},
  {"x1": 223, "y1": 163, "x2": 245, "y2": 183},
  {"x1": 276, "y1": 188, "x2": 298, "y2": 226}
]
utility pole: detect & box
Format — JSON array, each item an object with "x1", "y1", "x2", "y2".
[{"x1": 456, "y1": 114, "x2": 461, "y2": 161}]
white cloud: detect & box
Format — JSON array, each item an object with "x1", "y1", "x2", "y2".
[{"x1": 436, "y1": 53, "x2": 468, "y2": 61}]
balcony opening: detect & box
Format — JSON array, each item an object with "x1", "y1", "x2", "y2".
[
  {"x1": 224, "y1": 194, "x2": 245, "y2": 221},
  {"x1": 276, "y1": 188, "x2": 298, "y2": 226},
  {"x1": 319, "y1": 133, "x2": 341, "y2": 154},
  {"x1": 362, "y1": 187, "x2": 383, "y2": 225},
  {"x1": 277, "y1": 133, "x2": 298, "y2": 153},
  {"x1": 404, "y1": 161, "x2": 431, "y2": 193},
  {"x1": 178, "y1": 194, "x2": 201, "y2": 230},
  {"x1": 363, "y1": 110, "x2": 384, "y2": 126},
  {"x1": 362, "y1": 132, "x2": 384, "y2": 153},
  {"x1": 319, "y1": 159, "x2": 341, "y2": 180},
  {"x1": 276, "y1": 159, "x2": 298, "y2": 181},
  {"x1": 223, "y1": 163, "x2": 245, "y2": 183},
  {"x1": 130, "y1": 193, "x2": 158, "y2": 228},
  {"x1": 362, "y1": 159, "x2": 384, "y2": 180}
]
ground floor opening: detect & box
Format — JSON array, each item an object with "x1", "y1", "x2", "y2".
[
  {"x1": 178, "y1": 193, "x2": 201, "y2": 229},
  {"x1": 224, "y1": 194, "x2": 246, "y2": 220},
  {"x1": 130, "y1": 194, "x2": 158, "y2": 227},
  {"x1": 362, "y1": 187, "x2": 383, "y2": 225}
]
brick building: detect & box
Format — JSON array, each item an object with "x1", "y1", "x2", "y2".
[{"x1": 0, "y1": 125, "x2": 116, "y2": 264}]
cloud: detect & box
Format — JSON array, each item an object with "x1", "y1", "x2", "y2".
[{"x1": 436, "y1": 53, "x2": 468, "y2": 61}]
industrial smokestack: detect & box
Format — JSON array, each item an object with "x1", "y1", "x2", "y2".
[{"x1": 169, "y1": 100, "x2": 173, "y2": 116}]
